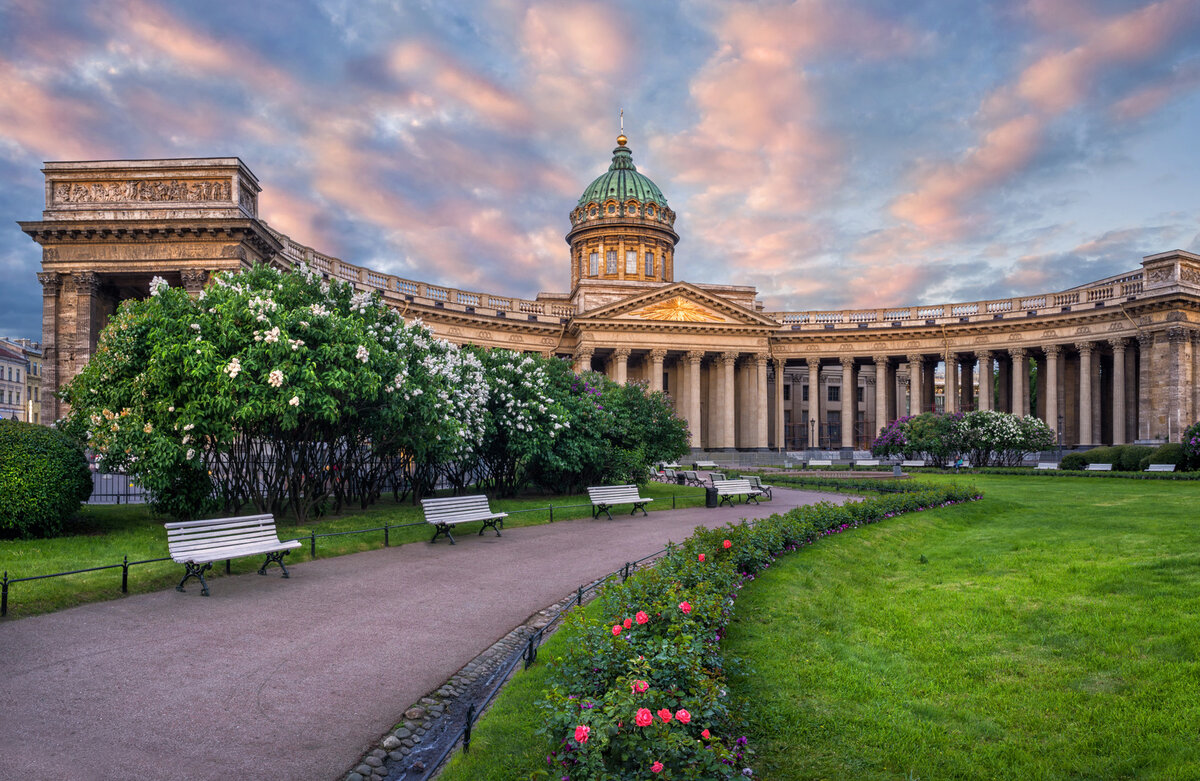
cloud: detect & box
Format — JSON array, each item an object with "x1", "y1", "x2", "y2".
[{"x1": 0, "y1": 57, "x2": 111, "y2": 160}]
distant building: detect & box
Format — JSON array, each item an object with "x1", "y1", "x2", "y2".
[
  {"x1": 2, "y1": 338, "x2": 43, "y2": 424},
  {"x1": 0, "y1": 343, "x2": 26, "y2": 421}
]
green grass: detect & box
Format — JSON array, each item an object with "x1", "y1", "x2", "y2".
[
  {"x1": 725, "y1": 475, "x2": 1200, "y2": 780},
  {"x1": 0, "y1": 481, "x2": 705, "y2": 619}
]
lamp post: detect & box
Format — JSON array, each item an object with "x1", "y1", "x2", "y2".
[
  {"x1": 810, "y1": 417, "x2": 816, "y2": 451},
  {"x1": 1057, "y1": 414, "x2": 1064, "y2": 460}
]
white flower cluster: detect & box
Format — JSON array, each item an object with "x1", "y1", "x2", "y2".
[
  {"x1": 149, "y1": 276, "x2": 169, "y2": 296},
  {"x1": 268, "y1": 369, "x2": 284, "y2": 387},
  {"x1": 356, "y1": 345, "x2": 370, "y2": 363},
  {"x1": 225, "y1": 358, "x2": 242, "y2": 379}
]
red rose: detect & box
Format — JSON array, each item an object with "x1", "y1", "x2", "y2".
[
  {"x1": 574, "y1": 724, "x2": 590, "y2": 743},
  {"x1": 635, "y1": 708, "x2": 653, "y2": 727},
  {"x1": 612, "y1": 624, "x2": 621, "y2": 636},
  {"x1": 698, "y1": 553, "x2": 705, "y2": 562},
  {"x1": 701, "y1": 728, "x2": 711, "y2": 739},
  {"x1": 657, "y1": 708, "x2": 672, "y2": 723},
  {"x1": 651, "y1": 761, "x2": 664, "y2": 773},
  {"x1": 679, "y1": 601, "x2": 692, "y2": 614},
  {"x1": 623, "y1": 617, "x2": 633, "y2": 629},
  {"x1": 635, "y1": 611, "x2": 649, "y2": 624},
  {"x1": 723, "y1": 539, "x2": 732, "y2": 549},
  {"x1": 675, "y1": 709, "x2": 691, "y2": 724},
  {"x1": 631, "y1": 679, "x2": 649, "y2": 694}
]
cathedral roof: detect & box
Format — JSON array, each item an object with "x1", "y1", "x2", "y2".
[{"x1": 577, "y1": 135, "x2": 669, "y2": 208}]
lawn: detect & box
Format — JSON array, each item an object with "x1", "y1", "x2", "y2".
[
  {"x1": 725, "y1": 474, "x2": 1200, "y2": 780},
  {"x1": 0, "y1": 481, "x2": 705, "y2": 618}
]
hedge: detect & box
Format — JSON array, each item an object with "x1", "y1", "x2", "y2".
[
  {"x1": 536, "y1": 481, "x2": 981, "y2": 779},
  {"x1": 0, "y1": 420, "x2": 93, "y2": 538}
]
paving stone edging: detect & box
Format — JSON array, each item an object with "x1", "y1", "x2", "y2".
[{"x1": 342, "y1": 586, "x2": 606, "y2": 781}]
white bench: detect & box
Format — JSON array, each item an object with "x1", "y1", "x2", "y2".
[
  {"x1": 855, "y1": 459, "x2": 880, "y2": 467},
  {"x1": 1085, "y1": 463, "x2": 1113, "y2": 471},
  {"x1": 707, "y1": 472, "x2": 727, "y2": 486},
  {"x1": 807, "y1": 459, "x2": 833, "y2": 468},
  {"x1": 747, "y1": 475, "x2": 773, "y2": 499},
  {"x1": 680, "y1": 470, "x2": 705, "y2": 486},
  {"x1": 713, "y1": 479, "x2": 764, "y2": 507},
  {"x1": 901, "y1": 460, "x2": 927, "y2": 469},
  {"x1": 165, "y1": 514, "x2": 302, "y2": 597},
  {"x1": 420, "y1": 495, "x2": 507, "y2": 544},
  {"x1": 694, "y1": 460, "x2": 718, "y2": 470},
  {"x1": 1036, "y1": 462, "x2": 1059, "y2": 470},
  {"x1": 588, "y1": 485, "x2": 654, "y2": 520},
  {"x1": 1145, "y1": 463, "x2": 1176, "y2": 472}
]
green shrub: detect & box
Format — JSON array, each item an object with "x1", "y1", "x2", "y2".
[
  {"x1": 1140, "y1": 443, "x2": 1186, "y2": 471},
  {"x1": 1060, "y1": 453, "x2": 1088, "y2": 470},
  {"x1": 0, "y1": 421, "x2": 93, "y2": 538},
  {"x1": 1084, "y1": 446, "x2": 1117, "y2": 465},
  {"x1": 1183, "y1": 422, "x2": 1200, "y2": 470},
  {"x1": 1116, "y1": 445, "x2": 1153, "y2": 472}
]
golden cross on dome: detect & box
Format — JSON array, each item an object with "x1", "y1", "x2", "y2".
[{"x1": 618, "y1": 108, "x2": 627, "y2": 147}]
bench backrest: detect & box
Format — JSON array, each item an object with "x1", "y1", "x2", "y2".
[
  {"x1": 901, "y1": 460, "x2": 926, "y2": 467},
  {"x1": 588, "y1": 485, "x2": 644, "y2": 502},
  {"x1": 1085, "y1": 463, "x2": 1112, "y2": 471},
  {"x1": 1036, "y1": 462, "x2": 1058, "y2": 469},
  {"x1": 421, "y1": 495, "x2": 497, "y2": 521},
  {"x1": 682, "y1": 470, "x2": 700, "y2": 481},
  {"x1": 165, "y1": 514, "x2": 284, "y2": 558},
  {"x1": 856, "y1": 459, "x2": 880, "y2": 466},
  {"x1": 713, "y1": 478, "x2": 754, "y2": 493},
  {"x1": 808, "y1": 459, "x2": 833, "y2": 467},
  {"x1": 747, "y1": 475, "x2": 768, "y2": 489},
  {"x1": 1146, "y1": 463, "x2": 1176, "y2": 472},
  {"x1": 695, "y1": 461, "x2": 717, "y2": 469}
]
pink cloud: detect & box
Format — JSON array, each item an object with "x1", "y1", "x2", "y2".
[
  {"x1": 389, "y1": 41, "x2": 528, "y2": 130},
  {"x1": 0, "y1": 58, "x2": 111, "y2": 160}
]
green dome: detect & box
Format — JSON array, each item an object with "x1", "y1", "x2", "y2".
[{"x1": 577, "y1": 140, "x2": 669, "y2": 208}]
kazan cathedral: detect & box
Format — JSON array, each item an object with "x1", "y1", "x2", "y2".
[{"x1": 19, "y1": 135, "x2": 1200, "y2": 452}]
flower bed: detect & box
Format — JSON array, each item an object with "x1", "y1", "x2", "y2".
[{"x1": 537, "y1": 482, "x2": 981, "y2": 779}]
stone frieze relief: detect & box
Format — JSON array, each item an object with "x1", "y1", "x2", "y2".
[{"x1": 52, "y1": 179, "x2": 233, "y2": 204}]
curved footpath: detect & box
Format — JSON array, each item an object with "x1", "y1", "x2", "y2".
[{"x1": 0, "y1": 486, "x2": 847, "y2": 781}]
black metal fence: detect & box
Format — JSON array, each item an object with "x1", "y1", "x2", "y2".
[
  {"x1": 87, "y1": 471, "x2": 150, "y2": 504},
  {"x1": 0, "y1": 493, "x2": 704, "y2": 618}
]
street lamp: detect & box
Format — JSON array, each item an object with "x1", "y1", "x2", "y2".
[
  {"x1": 1057, "y1": 414, "x2": 1064, "y2": 460},
  {"x1": 810, "y1": 417, "x2": 816, "y2": 451}
]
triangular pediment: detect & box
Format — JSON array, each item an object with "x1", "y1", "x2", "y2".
[{"x1": 574, "y1": 282, "x2": 776, "y2": 327}]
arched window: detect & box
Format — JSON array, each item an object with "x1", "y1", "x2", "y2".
[{"x1": 605, "y1": 250, "x2": 617, "y2": 274}]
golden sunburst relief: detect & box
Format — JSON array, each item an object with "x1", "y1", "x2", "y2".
[{"x1": 631, "y1": 297, "x2": 724, "y2": 322}]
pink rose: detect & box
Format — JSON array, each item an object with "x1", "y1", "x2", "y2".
[
  {"x1": 635, "y1": 611, "x2": 649, "y2": 624},
  {"x1": 651, "y1": 761, "x2": 664, "y2": 773},
  {"x1": 623, "y1": 617, "x2": 633, "y2": 629},
  {"x1": 675, "y1": 709, "x2": 691, "y2": 724},
  {"x1": 701, "y1": 728, "x2": 711, "y2": 739},
  {"x1": 632, "y1": 679, "x2": 649, "y2": 694},
  {"x1": 574, "y1": 724, "x2": 590, "y2": 743},
  {"x1": 698, "y1": 553, "x2": 705, "y2": 562},
  {"x1": 679, "y1": 601, "x2": 692, "y2": 614},
  {"x1": 657, "y1": 708, "x2": 672, "y2": 723},
  {"x1": 612, "y1": 624, "x2": 621, "y2": 636},
  {"x1": 723, "y1": 539, "x2": 732, "y2": 549},
  {"x1": 635, "y1": 708, "x2": 653, "y2": 727}
]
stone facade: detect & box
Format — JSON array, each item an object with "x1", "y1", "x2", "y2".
[{"x1": 20, "y1": 155, "x2": 1200, "y2": 448}]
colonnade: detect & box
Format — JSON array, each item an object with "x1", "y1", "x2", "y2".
[{"x1": 574, "y1": 332, "x2": 1200, "y2": 451}]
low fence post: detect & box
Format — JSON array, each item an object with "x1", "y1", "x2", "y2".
[
  {"x1": 463, "y1": 703, "x2": 476, "y2": 753},
  {"x1": 384, "y1": 524, "x2": 390, "y2": 547},
  {"x1": 549, "y1": 504, "x2": 554, "y2": 523},
  {"x1": 577, "y1": 585, "x2": 583, "y2": 607},
  {"x1": 121, "y1": 556, "x2": 129, "y2": 594},
  {"x1": 310, "y1": 531, "x2": 317, "y2": 558},
  {"x1": 2, "y1": 571, "x2": 8, "y2": 617}
]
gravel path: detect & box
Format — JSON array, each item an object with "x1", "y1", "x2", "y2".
[{"x1": 0, "y1": 486, "x2": 846, "y2": 781}]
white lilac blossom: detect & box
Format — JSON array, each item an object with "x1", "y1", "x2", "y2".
[
  {"x1": 268, "y1": 369, "x2": 284, "y2": 387},
  {"x1": 149, "y1": 276, "x2": 169, "y2": 296}
]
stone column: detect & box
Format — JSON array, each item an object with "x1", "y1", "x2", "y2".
[
  {"x1": 719, "y1": 352, "x2": 737, "y2": 451},
  {"x1": 73, "y1": 271, "x2": 101, "y2": 378},
  {"x1": 686, "y1": 351, "x2": 704, "y2": 449},
  {"x1": 908, "y1": 355, "x2": 924, "y2": 415},
  {"x1": 1076, "y1": 342, "x2": 1094, "y2": 446},
  {"x1": 975, "y1": 351, "x2": 992, "y2": 411},
  {"x1": 574, "y1": 347, "x2": 593, "y2": 375},
  {"x1": 736, "y1": 358, "x2": 751, "y2": 449},
  {"x1": 960, "y1": 355, "x2": 975, "y2": 411},
  {"x1": 1044, "y1": 345, "x2": 1060, "y2": 439},
  {"x1": 611, "y1": 348, "x2": 630, "y2": 385},
  {"x1": 1136, "y1": 333, "x2": 1154, "y2": 441},
  {"x1": 1009, "y1": 348, "x2": 1028, "y2": 416},
  {"x1": 1167, "y1": 327, "x2": 1193, "y2": 437},
  {"x1": 997, "y1": 356, "x2": 1011, "y2": 412},
  {"x1": 755, "y1": 353, "x2": 769, "y2": 450},
  {"x1": 944, "y1": 356, "x2": 959, "y2": 414},
  {"x1": 773, "y1": 357, "x2": 786, "y2": 450},
  {"x1": 37, "y1": 272, "x2": 62, "y2": 422},
  {"x1": 806, "y1": 357, "x2": 821, "y2": 448},
  {"x1": 1109, "y1": 338, "x2": 1126, "y2": 445},
  {"x1": 648, "y1": 349, "x2": 666, "y2": 393},
  {"x1": 180, "y1": 268, "x2": 209, "y2": 296},
  {"x1": 873, "y1": 355, "x2": 890, "y2": 442},
  {"x1": 839, "y1": 357, "x2": 855, "y2": 448}
]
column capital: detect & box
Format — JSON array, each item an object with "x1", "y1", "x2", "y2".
[
  {"x1": 74, "y1": 271, "x2": 101, "y2": 295},
  {"x1": 805, "y1": 356, "x2": 821, "y2": 369},
  {"x1": 36, "y1": 272, "x2": 62, "y2": 293},
  {"x1": 974, "y1": 349, "x2": 993, "y2": 361},
  {"x1": 611, "y1": 347, "x2": 631, "y2": 359},
  {"x1": 1136, "y1": 331, "x2": 1155, "y2": 349},
  {"x1": 907, "y1": 353, "x2": 924, "y2": 366},
  {"x1": 1073, "y1": 341, "x2": 1094, "y2": 355},
  {"x1": 1009, "y1": 346, "x2": 1027, "y2": 359},
  {"x1": 180, "y1": 268, "x2": 209, "y2": 293},
  {"x1": 945, "y1": 353, "x2": 959, "y2": 366},
  {"x1": 1166, "y1": 326, "x2": 1190, "y2": 345},
  {"x1": 574, "y1": 346, "x2": 594, "y2": 360},
  {"x1": 839, "y1": 356, "x2": 855, "y2": 368},
  {"x1": 720, "y1": 351, "x2": 738, "y2": 366},
  {"x1": 872, "y1": 354, "x2": 889, "y2": 366},
  {"x1": 1044, "y1": 343, "x2": 1062, "y2": 357},
  {"x1": 686, "y1": 350, "x2": 705, "y2": 363},
  {"x1": 752, "y1": 352, "x2": 769, "y2": 366},
  {"x1": 649, "y1": 348, "x2": 667, "y2": 361},
  {"x1": 1107, "y1": 337, "x2": 1127, "y2": 351}
]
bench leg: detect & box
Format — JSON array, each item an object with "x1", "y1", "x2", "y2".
[
  {"x1": 431, "y1": 523, "x2": 456, "y2": 545},
  {"x1": 719, "y1": 495, "x2": 734, "y2": 507},
  {"x1": 632, "y1": 502, "x2": 648, "y2": 517},
  {"x1": 596, "y1": 504, "x2": 613, "y2": 520},
  {"x1": 746, "y1": 494, "x2": 759, "y2": 505},
  {"x1": 258, "y1": 550, "x2": 291, "y2": 578},
  {"x1": 176, "y1": 561, "x2": 213, "y2": 597},
  {"x1": 478, "y1": 518, "x2": 503, "y2": 537}
]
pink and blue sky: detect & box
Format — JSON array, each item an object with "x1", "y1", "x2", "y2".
[{"x1": 2, "y1": 0, "x2": 1199, "y2": 338}]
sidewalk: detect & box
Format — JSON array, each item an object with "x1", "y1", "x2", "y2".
[{"x1": 0, "y1": 487, "x2": 847, "y2": 781}]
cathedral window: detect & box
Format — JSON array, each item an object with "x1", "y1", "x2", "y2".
[
  {"x1": 588, "y1": 206, "x2": 597, "y2": 218},
  {"x1": 645, "y1": 251, "x2": 654, "y2": 276},
  {"x1": 607, "y1": 203, "x2": 616, "y2": 215},
  {"x1": 589, "y1": 252, "x2": 599, "y2": 276},
  {"x1": 647, "y1": 205, "x2": 656, "y2": 217},
  {"x1": 605, "y1": 250, "x2": 617, "y2": 274},
  {"x1": 626, "y1": 250, "x2": 637, "y2": 274}
]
